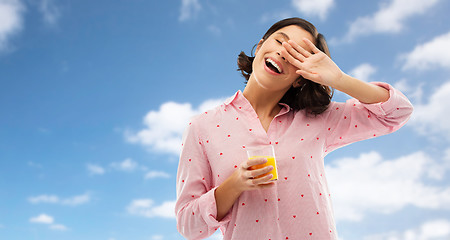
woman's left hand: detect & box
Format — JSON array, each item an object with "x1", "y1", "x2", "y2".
[{"x1": 281, "y1": 38, "x2": 343, "y2": 88}]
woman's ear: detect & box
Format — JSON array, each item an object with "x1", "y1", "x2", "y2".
[
  {"x1": 293, "y1": 78, "x2": 304, "y2": 88},
  {"x1": 254, "y1": 39, "x2": 264, "y2": 56}
]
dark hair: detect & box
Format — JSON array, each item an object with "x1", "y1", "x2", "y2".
[{"x1": 237, "y1": 17, "x2": 333, "y2": 115}]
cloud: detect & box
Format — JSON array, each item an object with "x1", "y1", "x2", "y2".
[
  {"x1": 110, "y1": 158, "x2": 138, "y2": 172},
  {"x1": 27, "y1": 161, "x2": 43, "y2": 168},
  {"x1": 326, "y1": 151, "x2": 450, "y2": 222},
  {"x1": 87, "y1": 163, "x2": 105, "y2": 175},
  {"x1": 291, "y1": 0, "x2": 334, "y2": 20},
  {"x1": 349, "y1": 63, "x2": 377, "y2": 82},
  {"x1": 37, "y1": 127, "x2": 50, "y2": 134},
  {"x1": 393, "y1": 78, "x2": 424, "y2": 104},
  {"x1": 60, "y1": 193, "x2": 90, "y2": 206},
  {"x1": 38, "y1": 0, "x2": 60, "y2": 26},
  {"x1": 127, "y1": 199, "x2": 176, "y2": 219},
  {"x1": 363, "y1": 219, "x2": 450, "y2": 240},
  {"x1": 125, "y1": 97, "x2": 225, "y2": 156},
  {"x1": 49, "y1": 224, "x2": 68, "y2": 231},
  {"x1": 150, "y1": 235, "x2": 164, "y2": 240},
  {"x1": 0, "y1": 0, "x2": 25, "y2": 52},
  {"x1": 30, "y1": 214, "x2": 54, "y2": 224},
  {"x1": 401, "y1": 31, "x2": 450, "y2": 71},
  {"x1": 28, "y1": 193, "x2": 91, "y2": 206},
  {"x1": 207, "y1": 24, "x2": 221, "y2": 36},
  {"x1": 28, "y1": 194, "x2": 59, "y2": 204},
  {"x1": 208, "y1": 233, "x2": 225, "y2": 240},
  {"x1": 179, "y1": 0, "x2": 201, "y2": 22},
  {"x1": 29, "y1": 214, "x2": 69, "y2": 231},
  {"x1": 339, "y1": 0, "x2": 440, "y2": 43},
  {"x1": 409, "y1": 81, "x2": 450, "y2": 140},
  {"x1": 144, "y1": 171, "x2": 170, "y2": 180}
]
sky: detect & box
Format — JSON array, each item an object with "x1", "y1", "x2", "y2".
[{"x1": 1, "y1": 0, "x2": 450, "y2": 239}]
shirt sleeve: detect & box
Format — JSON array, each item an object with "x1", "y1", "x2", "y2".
[
  {"x1": 324, "y1": 82, "x2": 414, "y2": 154},
  {"x1": 175, "y1": 116, "x2": 232, "y2": 240}
]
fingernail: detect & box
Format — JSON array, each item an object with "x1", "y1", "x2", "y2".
[{"x1": 268, "y1": 166, "x2": 274, "y2": 170}]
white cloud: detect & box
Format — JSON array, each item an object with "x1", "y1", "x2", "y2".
[
  {"x1": 401, "y1": 31, "x2": 450, "y2": 71},
  {"x1": 144, "y1": 171, "x2": 170, "y2": 180},
  {"x1": 207, "y1": 25, "x2": 221, "y2": 36},
  {"x1": 28, "y1": 161, "x2": 43, "y2": 168},
  {"x1": 28, "y1": 193, "x2": 91, "y2": 206},
  {"x1": 150, "y1": 235, "x2": 164, "y2": 240},
  {"x1": 206, "y1": 232, "x2": 224, "y2": 240},
  {"x1": 0, "y1": 0, "x2": 25, "y2": 52},
  {"x1": 363, "y1": 219, "x2": 450, "y2": 240},
  {"x1": 409, "y1": 81, "x2": 450, "y2": 140},
  {"x1": 87, "y1": 163, "x2": 105, "y2": 175},
  {"x1": 179, "y1": 0, "x2": 201, "y2": 22},
  {"x1": 30, "y1": 214, "x2": 54, "y2": 224},
  {"x1": 326, "y1": 151, "x2": 450, "y2": 222},
  {"x1": 445, "y1": 148, "x2": 450, "y2": 161},
  {"x1": 38, "y1": 0, "x2": 60, "y2": 26},
  {"x1": 349, "y1": 63, "x2": 377, "y2": 82},
  {"x1": 125, "y1": 97, "x2": 225, "y2": 156},
  {"x1": 127, "y1": 199, "x2": 176, "y2": 219},
  {"x1": 29, "y1": 214, "x2": 69, "y2": 231},
  {"x1": 49, "y1": 224, "x2": 68, "y2": 231},
  {"x1": 110, "y1": 158, "x2": 138, "y2": 172},
  {"x1": 37, "y1": 127, "x2": 50, "y2": 134},
  {"x1": 393, "y1": 78, "x2": 422, "y2": 100},
  {"x1": 60, "y1": 193, "x2": 90, "y2": 206},
  {"x1": 340, "y1": 0, "x2": 440, "y2": 42},
  {"x1": 291, "y1": 0, "x2": 334, "y2": 20},
  {"x1": 28, "y1": 194, "x2": 59, "y2": 204}
]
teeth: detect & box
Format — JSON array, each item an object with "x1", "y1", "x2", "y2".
[{"x1": 266, "y1": 58, "x2": 281, "y2": 73}]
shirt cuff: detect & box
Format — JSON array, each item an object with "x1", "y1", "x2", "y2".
[
  {"x1": 358, "y1": 82, "x2": 397, "y2": 116},
  {"x1": 198, "y1": 186, "x2": 233, "y2": 227}
]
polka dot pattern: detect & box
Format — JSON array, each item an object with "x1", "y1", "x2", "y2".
[{"x1": 175, "y1": 84, "x2": 413, "y2": 239}]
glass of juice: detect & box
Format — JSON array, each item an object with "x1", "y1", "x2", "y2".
[{"x1": 246, "y1": 145, "x2": 278, "y2": 181}]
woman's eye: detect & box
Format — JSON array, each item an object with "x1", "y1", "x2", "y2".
[{"x1": 276, "y1": 39, "x2": 282, "y2": 44}]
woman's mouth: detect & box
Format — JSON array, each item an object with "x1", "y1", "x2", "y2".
[{"x1": 264, "y1": 57, "x2": 283, "y2": 75}]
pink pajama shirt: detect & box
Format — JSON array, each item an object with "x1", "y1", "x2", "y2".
[{"x1": 175, "y1": 82, "x2": 413, "y2": 240}]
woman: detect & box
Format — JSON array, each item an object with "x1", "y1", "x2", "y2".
[{"x1": 175, "y1": 17, "x2": 413, "y2": 240}]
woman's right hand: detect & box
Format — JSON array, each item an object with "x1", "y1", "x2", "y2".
[{"x1": 230, "y1": 157, "x2": 275, "y2": 193}]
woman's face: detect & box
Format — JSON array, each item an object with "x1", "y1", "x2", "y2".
[{"x1": 252, "y1": 25, "x2": 315, "y2": 92}]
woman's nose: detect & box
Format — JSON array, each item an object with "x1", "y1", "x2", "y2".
[{"x1": 277, "y1": 52, "x2": 286, "y2": 61}]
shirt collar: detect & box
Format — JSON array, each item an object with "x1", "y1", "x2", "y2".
[{"x1": 224, "y1": 90, "x2": 291, "y2": 113}]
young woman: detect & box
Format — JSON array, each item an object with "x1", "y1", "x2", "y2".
[{"x1": 175, "y1": 17, "x2": 413, "y2": 240}]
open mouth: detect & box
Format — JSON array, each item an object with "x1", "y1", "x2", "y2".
[{"x1": 265, "y1": 58, "x2": 282, "y2": 74}]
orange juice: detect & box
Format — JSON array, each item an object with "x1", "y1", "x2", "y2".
[{"x1": 248, "y1": 156, "x2": 278, "y2": 181}]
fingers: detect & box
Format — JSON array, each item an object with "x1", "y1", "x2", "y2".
[
  {"x1": 282, "y1": 41, "x2": 306, "y2": 62},
  {"x1": 249, "y1": 173, "x2": 273, "y2": 186},
  {"x1": 237, "y1": 157, "x2": 275, "y2": 190},
  {"x1": 248, "y1": 165, "x2": 273, "y2": 179},
  {"x1": 281, "y1": 46, "x2": 304, "y2": 70},
  {"x1": 296, "y1": 69, "x2": 320, "y2": 82},
  {"x1": 302, "y1": 38, "x2": 321, "y2": 54},
  {"x1": 287, "y1": 40, "x2": 313, "y2": 58},
  {"x1": 244, "y1": 157, "x2": 267, "y2": 169}
]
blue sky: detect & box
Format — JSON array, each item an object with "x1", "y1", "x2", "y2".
[{"x1": 1, "y1": 0, "x2": 450, "y2": 239}]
